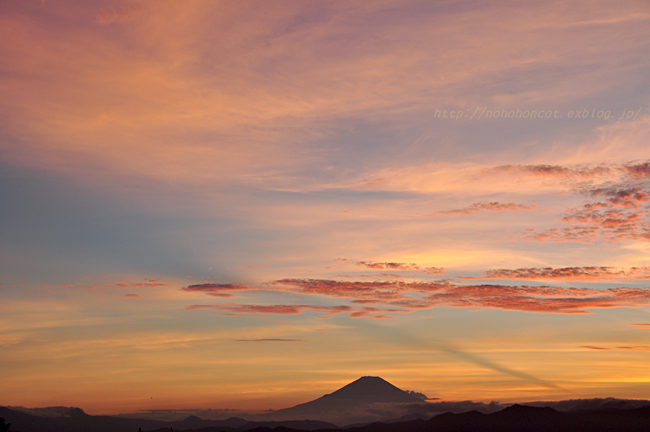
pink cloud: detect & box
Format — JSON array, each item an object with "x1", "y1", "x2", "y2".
[
  {"x1": 436, "y1": 202, "x2": 536, "y2": 215},
  {"x1": 96, "y1": 3, "x2": 143, "y2": 25},
  {"x1": 507, "y1": 160, "x2": 650, "y2": 244},
  {"x1": 460, "y1": 266, "x2": 650, "y2": 281},
  {"x1": 114, "y1": 278, "x2": 170, "y2": 289},
  {"x1": 234, "y1": 339, "x2": 305, "y2": 342},
  {"x1": 349, "y1": 307, "x2": 413, "y2": 319},
  {"x1": 272, "y1": 278, "x2": 451, "y2": 301},
  {"x1": 336, "y1": 258, "x2": 421, "y2": 271},
  {"x1": 124, "y1": 293, "x2": 140, "y2": 298},
  {"x1": 357, "y1": 178, "x2": 386, "y2": 188},
  {"x1": 422, "y1": 267, "x2": 446, "y2": 276},
  {"x1": 487, "y1": 164, "x2": 613, "y2": 179},
  {"x1": 189, "y1": 278, "x2": 650, "y2": 316},
  {"x1": 623, "y1": 162, "x2": 650, "y2": 178},
  {"x1": 335, "y1": 259, "x2": 444, "y2": 275},
  {"x1": 182, "y1": 283, "x2": 251, "y2": 296},
  {"x1": 582, "y1": 345, "x2": 650, "y2": 351},
  {"x1": 186, "y1": 304, "x2": 352, "y2": 316}
]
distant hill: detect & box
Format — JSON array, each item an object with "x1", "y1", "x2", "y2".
[
  {"x1": 0, "y1": 406, "x2": 336, "y2": 432},
  {"x1": 338, "y1": 404, "x2": 650, "y2": 432}
]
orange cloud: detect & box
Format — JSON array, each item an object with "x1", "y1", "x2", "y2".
[{"x1": 630, "y1": 323, "x2": 650, "y2": 329}]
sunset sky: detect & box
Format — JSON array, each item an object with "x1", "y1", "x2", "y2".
[{"x1": 2, "y1": 0, "x2": 650, "y2": 416}]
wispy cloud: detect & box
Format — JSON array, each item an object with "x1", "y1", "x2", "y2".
[
  {"x1": 436, "y1": 202, "x2": 536, "y2": 215},
  {"x1": 186, "y1": 304, "x2": 352, "y2": 316},
  {"x1": 335, "y1": 259, "x2": 445, "y2": 275},
  {"x1": 499, "y1": 160, "x2": 650, "y2": 243},
  {"x1": 581, "y1": 345, "x2": 650, "y2": 351},
  {"x1": 96, "y1": 3, "x2": 143, "y2": 25},
  {"x1": 460, "y1": 266, "x2": 650, "y2": 281},
  {"x1": 182, "y1": 283, "x2": 252, "y2": 297},
  {"x1": 234, "y1": 338, "x2": 305, "y2": 342},
  {"x1": 115, "y1": 278, "x2": 170, "y2": 289},
  {"x1": 486, "y1": 164, "x2": 613, "y2": 179}
]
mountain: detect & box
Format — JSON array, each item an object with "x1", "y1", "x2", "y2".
[
  {"x1": 0, "y1": 406, "x2": 168, "y2": 432},
  {"x1": 338, "y1": 404, "x2": 650, "y2": 432},
  {"x1": 262, "y1": 376, "x2": 427, "y2": 424},
  {"x1": 0, "y1": 406, "x2": 337, "y2": 432}
]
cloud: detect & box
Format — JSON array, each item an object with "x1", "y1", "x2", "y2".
[
  {"x1": 96, "y1": 3, "x2": 143, "y2": 25},
  {"x1": 498, "y1": 160, "x2": 650, "y2": 243},
  {"x1": 336, "y1": 258, "x2": 421, "y2": 271},
  {"x1": 421, "y1": 284, "x2": 650, "y2": 314},
  {"x1": 487, "y1": 164, "x2": 614, "y2": 179},
  {"x1": 629, "y1": 323, "x2": 650, "y2": 330},
  {"x1": 272, "y1": 278, "x2": 451, "y2": 301},
  {"x1": 234, "y1": 339, "x2": 305, "y2": 342},
  {"x1": 188, "y1": 277, "x2": 650, "y2": 316},
  {"x1": 581, "y1": 345, "x2": 650, "y2": 351},
  {"x1": 623, "y1": 161, "x2": 650, "y2": 178},
  {"x1": 357, "y1": 178, "x2": 386, "y2": 188},
  {"x1": 349, "y1": 307, "x2": 413, "y2": 319},
  {"x1": 182, "y1": 283, "x2": 252, "y2": 297},
  {"x1": 335, "y1": 259, "x2": 445, "y2": 275},
  {"x1": 114, "y1": 278, "x2": 170, "y2": 289},
  {"x1": 123, "y1": 293, "x2": 140, "y2": 298},
  {"x1": 436, "y1": 202, "x2": 536, "y2": 215},
  {"x1": 460, "y1": 266, "x2": 650, "y2": 281},
  {"x1": 586, "y1": 186, "x2": 650, "y2": 208},
  {"x1": 186, "y1": 303, "x2": 352, "y2": 316}
]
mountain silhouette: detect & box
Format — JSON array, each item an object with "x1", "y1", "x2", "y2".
[
  {"x1": 263, "y1": 376, "x2": 426, "y2": 424},
  {"x1": 323, "y1": 376, "x2": 424, "y2": 403}
]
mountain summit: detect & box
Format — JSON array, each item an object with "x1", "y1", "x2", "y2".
[
  {"x1": 264, "y1": 376, "x2": 426, "y2": 424},
  {"x1": 324, "y1": 376, "x2": 424, "y2": 403}
]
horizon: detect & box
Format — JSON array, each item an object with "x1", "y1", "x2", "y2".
[
  {"x1": 5, "y1": 375, "x2": 650, "y2": 419},
  {"x1": 2, "y1": 0, "x2": 650, "y2": 417}
]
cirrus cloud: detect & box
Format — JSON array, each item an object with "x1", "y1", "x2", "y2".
[{"x1": 460, "y1": 266, "x2": 650, "y2": 281}]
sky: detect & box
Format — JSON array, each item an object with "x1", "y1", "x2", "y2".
[{"x1": 2, "y1": 0, "x2": 650, "y2": 416}]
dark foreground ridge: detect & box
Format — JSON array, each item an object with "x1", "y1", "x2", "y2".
[
  {"x1": 3, "y1": 377, "x2": 650, "y2": 432},
  {"x1": 5, "y1": 403, "x2": 650, "y2": 432}
]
